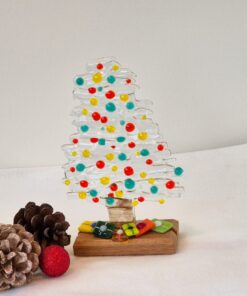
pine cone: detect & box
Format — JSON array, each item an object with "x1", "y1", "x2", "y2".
[
  {"x1": 0, "y1": 223, "x2": 41, "y2": 291},
  {"x1": 14, "y1": 202, "x2": 71, "y2": 248}
]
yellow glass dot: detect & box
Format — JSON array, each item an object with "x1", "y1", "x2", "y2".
[
  {"x1": 116, "y1": 191, "x2": 124, "y2": 198},
  {"x1": 71, "y1": 151, "x2": 77, "y2": 157},
  {"x1": 159, "y1": 199, "x2": 166, "y2": 204},
  {"x1": 148, "y1": 178, "x2": 155, "y2": 184},
  {"x1": 120, "y1": 94, "x2": 129, "y2": 102},
  {"x1": 90, "y1": 98, "x2": 98, "y2": 106},
  {"x1": 78, "y1": 192, "x2": 87, "y2": 199},
  {"x1": 112, "y1": 64, "x2": 119, "y2": 71},
  {"x1": 81, "y1": 108, "x2": 89, "y2": 115},
  {"x1": 100, "y1": 176, "x2": 110, "y2": 185},
  {"x1": 112, "y1": 165, "x2": 118, "y2": 172},
  {"x1": 141, "y1": 115, "x2": 147, "y2": 120},
  {"x1": 132, "y1": 200, "x2": 139, "y2": 206},
  {"x1": 82, "y1": 149, "x2": 91, "y2": 158},
  {"x1": 92, "y1": 72, "x2": 103, "y2": 83},
  {"x1": 106, "y1": 125, "x2": 116, "y2": 133},
  {"x1": 138, "y1": 132, "x2": 148, "y2": 141},
  {"x1": 64, "y1": 179, "x2": 70, "y2": 186},
  {"x1": 106, "y1": 153, "x2": 114, "y2": 161},
  {"x1": 135, "y1": 151, "x2": 140, "y2": 156},
  {"x1": 140, "y1": 172, "x2": 147, "y2": 178}
]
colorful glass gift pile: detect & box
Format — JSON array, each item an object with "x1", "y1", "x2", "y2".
[
  {"x1": 62, "y1": 57, "x2": 183, "y2": 209},
  {"x1": 78, "y1": 219, "x2": 174, "y2": 241}
]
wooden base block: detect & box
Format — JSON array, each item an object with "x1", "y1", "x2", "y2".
[{"x1": 73, "y1": 219, "x2": 179, "y2": 256}]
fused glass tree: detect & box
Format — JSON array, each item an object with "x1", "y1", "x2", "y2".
[{"x1": 62, "y1": 57, "x2": 183, "y2": 223}]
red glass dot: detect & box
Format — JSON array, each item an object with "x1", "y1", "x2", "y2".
[
  {"x1": 126, "y1": 79, "x2": 131, "y2": 84},
  {"x1": 111, "y1": 145, "x2": 116, "y2": 149},
  {"x1": 146, "y1": 159, "x2": 153, "y2": 165},
  {"x1": 92, "y1": 112, "x2": 101, "y2": 121},
  {"x1": 72, "y1": 138, "x2": 78, "y2": 144},
  {"x1": 70, "y1": 167, "x2": 75, "y2": 173},
  {"x1": 110, "y1": 183, "x2": 118, "y2": 191},
  {"x1": 90, "y1": 138, "x2": 98, "y2": 143},
  {"x1": 92, "y1": 197, "x2": 99, "y2": 203},
  {"x1": 166, "y1": 180, "x2": 175, "y2": 189},
  {"x1": 88, "y1": 87, "x2": 96, "y2": 94},
  {"x1": 124, "y1": 166, "x2": 134, "y2": 176},
  {"x1": 157, "y1": 144, "x2": 164, "y2": 151},
  {"x1": 138, "y1": 196, "x2": 145, "y2": 202},
  {"x1": 128, "y1": 142, "x2": 136, "y2": 148},
  {"x1": 96, "y1": 160, "x2": 105, "y2": 169},
  {"x1": 108, "y1": 193, "x2": 114, "y2": 197},
  {"x1": 97, "y1": 63, "x2": 103, "y2": 70},
  {"x1": 105, "y1": 90, "x2": 115, "y2": 99},
  {"x1": 137, "y1": 222, "x2": 146, "y2": 229},
  {"x1": 101, "y1": 116, "x2": 108, "y2": 124},
  {"x1": 80, "y1": 180, "x2": 88, "y2": 188},
  {"x1": 125, "y1": 122, "x2": 135, "y2": 132}
]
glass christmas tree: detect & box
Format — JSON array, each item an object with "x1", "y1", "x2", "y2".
[{"x1": 62, "y1": 57, "x2": 183, "y2": 223}]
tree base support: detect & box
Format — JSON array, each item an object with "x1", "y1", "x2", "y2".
[{"x1": 73, "y1": 219, "x2": 179, "y2": 256}]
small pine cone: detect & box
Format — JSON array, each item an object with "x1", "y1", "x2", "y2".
[
  {"x1": 14, "y1": 202, "x2": 71, "y2": 248},
  {"x1": 0, "y1": 223, "x2": 41, "y2": 291}
]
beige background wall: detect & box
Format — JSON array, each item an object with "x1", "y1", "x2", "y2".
[{"x1": 0, "y1": 0, "x2": 247, "y2": 168}]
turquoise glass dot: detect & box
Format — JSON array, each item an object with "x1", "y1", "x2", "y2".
[
  {"x1": 76, "y1": 163, "x2": 85, "y2": 172},
  {"x1": 175, "y1": 167, "x2": 184, "y2": 176},
  {"x1": 118, "y1": 153, "x2": 127, "y2": 161},
  {"x1": 107, "y1": 75, "x2": 116, "y2": 84},
  {"x1": 90, "y1": 189, "x2": 98, "y2": 197},
  {"x1": 150, "y1": 185, "x2": 158, "y2": 194},
  {"x1": 117, "y1": 136, "x2": 126, "y2": 143},
  {"x1": 120, "y1": 120, "x2": 125, "y2": 126},
  {"x1": 124, "y1": 178, "x2": 135, "y2": 190},
  {"x1": 80, "y1": 125, "x2": 89, "y2": 133},
  {"x1": 106, "y1": 197, "x2": 115, "y2": 205},
  {"x1": 105, "y1": 102, "x2": 116, "y2": 112},
  {"x1": 101, "y1": 127, "x2": 105, "y2": 131},
  {"x1": 98, "y1": 86, "x2": 103, "y2": 92},
  {"x1": 98, "y1": 138, "x2": 106, "y2": 145},
  {"x1": 140, "y1": 149, "x2": 150, "y2": 156},
  {"x1": 75, "y1": 77, "x2": 84, "y2": 86},
  {"x1": 126, "y1": 102, "x2": 135, "y2": 110}
]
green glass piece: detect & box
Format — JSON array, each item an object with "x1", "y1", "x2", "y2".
[
  {"x1": 76, "y1": 163, "x2": 85, "y2": 172},
  {"x1": 93, "y1": 221, "x2": 116, "y2": 239},
  {"x1": 175, "y1": 167, "x2": 184, "y2": 176},
  {"x1": 75, "y1": 77, "x2": 84, "y2": 86},
  {"x1": 152, "y1": 219, "x2": 173, "y2": 233}
]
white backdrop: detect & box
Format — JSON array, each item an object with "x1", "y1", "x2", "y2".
[{"x1": 0, "y1": 0, "x2": 247, "y2": 168}]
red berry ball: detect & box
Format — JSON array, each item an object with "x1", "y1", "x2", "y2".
[
  {"x1": 88, "y1": 87, "x2": 96, "y2": 94},
  {"x1": 128, "y1": 142, "x2": 136, "y2": 148},
  {"x1": 90, "y1": 137, "x2": 98, "y2": 143},
  {"x1": 40, "y1": 245, "x2": 70, "y2": 277},
  {"x1": 80, "y1": 180, "x2": 88, "y2": 188},
  {"x1": 92, "y1": 112, "x2": 101, "y2": 121},
  {"x1": 96, "y1": 160, "x2": 105, "y2": 169},
  {"x1": 92, "y1": 197, "x2": 99, "y2": 203},
  {"x1": 166, "y1": 180, "x2": 175, "y2": 189},
  {"x1": 105, "y1": 90, "x2": 115, "y2": 99},
  {"x1": 97, "y1": 63, "x2": 103, "y2": 70},
  {"x1": 101, "y1": 116, "x2": 108, "y2": 124},
  {"x1": 124, "y1": 166, "x2": 134, "y2": 176},
  {"x1": 146, "y1": 159, "x2": 153, "y2": 165},
  {"x1": 70, "y1": 167, "x2": 75, "y2": 173},
  {"x1": 138, "y1": 196, "x2": 145, "y2": 202},
  {"x1": 110, "y1": 183, "x2": 118, "y2": 191},
  {"x1": 125, "y1": 122, "x2": 135, "y2": 132},
  {"x1": 72, "y1": 138, "x2": 78, "y2": 144},
  {"x1": 157, "y1": 144, "x2": 164, "y2": 151}
]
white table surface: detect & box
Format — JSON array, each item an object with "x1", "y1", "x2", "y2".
[{"x1": 0, "y1": 144, "x2": 247, "y2": 296}]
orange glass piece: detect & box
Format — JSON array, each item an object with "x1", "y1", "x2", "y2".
[{"x1": 135, "y1": 219, "x2": 156, "y2": 237}]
